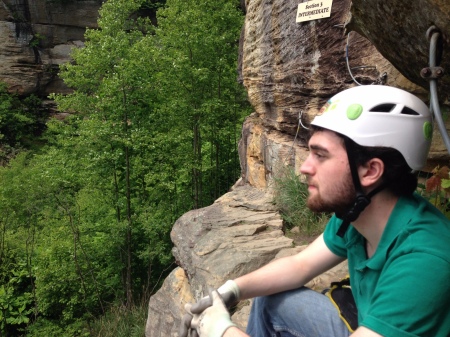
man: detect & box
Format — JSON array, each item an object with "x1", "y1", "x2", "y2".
[{"x1": 180, "y1": 85, "x2": 450, "y2": 337}]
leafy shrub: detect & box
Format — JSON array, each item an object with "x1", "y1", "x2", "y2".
[
  {"x1": 272, "y1": 165, "x2": 329, "y2": 237},
  {"x1": 421, "y1": 165, "x2": 450, "y2": 217}
]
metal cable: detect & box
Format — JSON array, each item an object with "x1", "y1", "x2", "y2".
[
  {"x1": 282, "y1": 111, "x2": 305, "y2": 167},
  {"x1": 345, "y1": 33, "x2": 363, "y2": 86},
  {"x1": 427, "y1": 30, "x2": 450, "y2": 154},
  {"x1": 345, "y1": 32, "x2": 383, "y2": 86}
]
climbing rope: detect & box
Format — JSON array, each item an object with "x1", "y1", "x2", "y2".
[{"x1": 421, "y1": 26, "x2": 450, "y2": 155}]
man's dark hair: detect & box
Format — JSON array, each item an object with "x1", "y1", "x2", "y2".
[
  {"x1": 346, "y1": 137, "x2": 418, "y2": 196},
  {"x1": 309, "y1": 126, "x2": 417, "y2": 196}
]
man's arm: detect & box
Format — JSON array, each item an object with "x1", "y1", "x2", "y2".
[
  {"x1": 235, "y1": 233, "x2": 345, "y2": 299},
  {"x1": 184, "y1": 233, "x2": 345, "y2": 337}
]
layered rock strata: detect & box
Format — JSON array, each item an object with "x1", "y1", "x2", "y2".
[{"x1": 0, "y1": 0, "x2": 101, "y2": 97}]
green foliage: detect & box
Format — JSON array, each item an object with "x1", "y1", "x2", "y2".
[
  {"x1": 29, "y1": 33, "x2": 45, "y2": 48},
  {"x1": 25, "y1": 318, "x2": 88, "y2": 337},
  {"x1": 0, "y1": 263, "x2": 33, "y2": 335},
  {"x1": 421, "y1": 165, "x2": 450, "y2": 218},
  {"x1": 0, "y1": 153, "x2": 44, "y2": 336},
  {"x1": 0, "y1": 0, "x2": 248, "y2": 335},
  {"x1": 272, "y1": 166, "x2": 330, "y2": 237},
  {"x1": 89, "y1": 303, "x2": 147, "y2": 337},
  {"x1": 0, "y1": 83, "x2": 47, "y2": 163},
  {"x1": 140, "y1": 0, "x2": 166, "y2": 10}
]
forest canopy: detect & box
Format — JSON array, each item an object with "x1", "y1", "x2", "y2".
[{"x1": 0, "y1": 0, "x2": 250, "y2": 335}]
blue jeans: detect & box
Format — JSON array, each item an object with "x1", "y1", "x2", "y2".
[{"x1": 246, "y1": 287, "x2": 352, "y2": 337}]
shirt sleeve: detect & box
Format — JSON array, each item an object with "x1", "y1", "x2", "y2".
[{"x1": 361, "y1": 251, "x2": 450, "y2": 337}]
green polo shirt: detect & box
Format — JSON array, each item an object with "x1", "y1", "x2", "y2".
[{"x1": 323, "y1": 193, "x2": 450, "y2": 337}]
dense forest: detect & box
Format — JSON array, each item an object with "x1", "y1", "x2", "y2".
[{"x1": 0, "y1": 0, "x2": 251, "y2": 335}]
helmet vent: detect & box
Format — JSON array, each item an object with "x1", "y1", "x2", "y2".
[
  {"x1": 400, "y1": 107, "x2": 419, "y2": 115},
  {"x1": 370, "y1": 104, "x2": 419, "y2": 116},
  {"x1": 370, "y1": 104, "x2": 395, "y2": 112}
]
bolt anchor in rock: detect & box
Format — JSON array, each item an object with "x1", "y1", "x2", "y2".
[{"x1": 420, "y1": 66, "x2": 445, "y2": 79}]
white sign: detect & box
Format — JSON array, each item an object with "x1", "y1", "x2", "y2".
[{"x1": 296, "y1": 0, "x2": 333, "y2": 23}]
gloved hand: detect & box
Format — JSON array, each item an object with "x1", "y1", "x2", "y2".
[
  {"x1": 191, "y1": 280, "x2": 241, "y2": 313},
  {"x1": 179, "y1": 309, "x2": 198, "y2": 337},
  {"x1": 190, "y1": 289, "x2": 237, "y2": 337},
  {"x1": 179, "y1": 280, "x2": 240, "y2": 337}
]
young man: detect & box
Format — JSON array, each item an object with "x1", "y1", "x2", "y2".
[{"x1": 180, "y1": 85, "x2": 450, "y2": 337}]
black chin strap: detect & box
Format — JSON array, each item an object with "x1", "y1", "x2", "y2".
[{"x1": 336, "y1": 138, "x2": 386, "y2": 238}]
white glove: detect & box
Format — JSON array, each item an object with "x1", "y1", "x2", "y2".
[
  {"x1": 194, "y1": 280, "x2": 241, "y2": 311},
  {"x1": 190, "y1": 289, "x2": 236, "y2": 337},
  {"x1": 179, "y1": 280, "x2": 240, "y2": 337}
]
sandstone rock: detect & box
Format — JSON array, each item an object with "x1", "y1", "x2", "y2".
[
  {"x1": 146, "y1": 267, "x2": 193, "y2": 337},
  {"x1": 238, "y1": 114, "x2": 310, "y2": 188},
  {"x1": 170, "y1": 184, "x2": 292, "y2": 297},
  {"x1": 241, "y1": 0, "x2": 423, "y2": 135},
  {"x1": 146, "y1": 184, "x2": 348, "y2": 336},
  {"x1": 0, "y1": 0, "x2": 101, "y2": 95},
  {"x1": 148, "y1": 184, "x2": 296, "y2": 336},
  {"x1": 348, "y1": 0, "x2": 450, "y2": 100}
]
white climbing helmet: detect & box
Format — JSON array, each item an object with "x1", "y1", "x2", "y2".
[{"x1": 311, "y1": 85, "x2": 433, "y2": 171}]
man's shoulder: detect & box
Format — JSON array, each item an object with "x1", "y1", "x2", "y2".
[
  {"x1": 391, "y1": 193, "x2": 450, "y2": 262},
  {"x1": 397, "y1": 193, "x2": 450, "y2": 224}
]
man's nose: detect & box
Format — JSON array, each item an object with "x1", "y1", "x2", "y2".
[{"x1": 300, "y1": 154, "x2": 313, "y2": 175}]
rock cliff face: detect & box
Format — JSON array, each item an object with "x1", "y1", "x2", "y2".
[
  {"x1": 348, "y1": 0, "x2": 450, "y2": 99},
  {"x1": 0, "y1": 0, "x2": 101, "y2": 99},
  {"x1": 145, "y1": 1, "x2": 450, "y2": 336}
]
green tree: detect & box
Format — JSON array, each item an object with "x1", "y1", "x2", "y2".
[
  {"x1": 53, "y1": 0, "x2": 164, "y2": 309},
  {"x1": 156, "y1": 0, "x2": 249, "y2": 208}
]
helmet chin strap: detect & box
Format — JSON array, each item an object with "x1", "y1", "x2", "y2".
[{"x1": 336, "y1": 138, "x2": 386, "y2": 238}]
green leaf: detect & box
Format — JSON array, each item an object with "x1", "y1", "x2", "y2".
[{"x1": 441, "y1": 179, "x2": 450, "y2": 189}]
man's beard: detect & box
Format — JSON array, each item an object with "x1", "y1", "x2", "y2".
[{"x1": 306, "y1": 173, "x2": 356, "y2": 216}]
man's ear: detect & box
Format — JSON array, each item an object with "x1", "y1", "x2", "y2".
[{"x1": 358, "y1": 158, "x2": 384, "y2": 188}]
